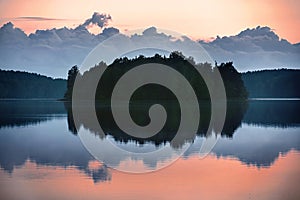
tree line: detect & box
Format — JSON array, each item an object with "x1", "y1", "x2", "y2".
[
  {"x1": 242, "y1": 69, "x2": 300, "y2": 98},
  {"x1": 64, "y1": 52, "x2": 248, "y2": 101},
  {"x1": 0, "y1": 69, "x2": 66, "y2": 98},
  {"x1": 2, "y1": 55, "x2": 299, "y2": 99}
]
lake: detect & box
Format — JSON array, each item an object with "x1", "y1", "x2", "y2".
[{"x1": 0, "y1": 99, "x2": 299, "y2": 200}]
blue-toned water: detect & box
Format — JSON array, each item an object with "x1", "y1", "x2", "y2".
[{"x1": 0, "y1": 99, "x2": 299, "y2": 199}]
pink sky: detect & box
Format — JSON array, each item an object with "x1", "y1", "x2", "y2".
[{"x1": 0, "y1": 0, "x2": 299, "y2": 43}]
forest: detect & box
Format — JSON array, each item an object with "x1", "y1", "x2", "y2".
[
  {"x1": 0, "y1": 69, "x2": 66, "y2": 98},
  {"x1": 242, "y1": 69, "x2": 300, "y2": 98}
]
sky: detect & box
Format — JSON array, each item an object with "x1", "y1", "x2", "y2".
[{"x1": 0, "y1": 0, "x2": 300, "y2": 43}]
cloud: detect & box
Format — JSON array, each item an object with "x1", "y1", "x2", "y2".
[
  {"x1": 15, "y1": 16, "x2": 67, "y2": 21},
  {"x1": 0, "y1": 17, "x2": 70, "y2": 22},
  {"x1": 0, "y1": 22, "x2": 28, "y2": 45},
  {"x1": 142, "y1": 26, "x2": 157, "y2": 36},
  {"x1": 101, "y1": 27, "x2": 119, "y2": 38},
  {"x1": 0, "y1": 19, "x2": 299, "y2": 78},
  {"x1": 81, "y1": 12, "x2": 112, "y2": 28},
  {"x1": 201, "y1": 26, "x2": 300, "y2": 71},
  {"x1": 80, "y1": 26, "x2": 212, "y2": 68},
  {"x1": 0, "y1": 20, "x2": 119, "y2": 78}
]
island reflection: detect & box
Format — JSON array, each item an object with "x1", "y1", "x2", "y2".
[{"x1": 0, "y1": 99, "x2": 299, "y2": 178}]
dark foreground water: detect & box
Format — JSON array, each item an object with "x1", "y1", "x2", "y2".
[{"x1": 0, "y1": 99, "x2": 299, "y2": 200}]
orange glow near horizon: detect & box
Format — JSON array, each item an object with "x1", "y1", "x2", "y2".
[
  {"x1": 0, "y1": 151, "x2": 300, "y2": 200},
  {"x1": 0, "y1": 0, "x2": 299, "y2": 43}
]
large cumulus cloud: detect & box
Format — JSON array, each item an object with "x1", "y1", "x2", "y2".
[
  {"x1": 0, "y1": 14, "x2": 299, "y2": 78},
  {"x1": 0, "y1": 13, "x2": 118, "y2": 78},
  {"x1": 201, "y1": 26, "x2": 300, "y2": 72}
]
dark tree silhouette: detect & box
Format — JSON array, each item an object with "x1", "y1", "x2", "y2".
[
  {"x1": 64, "y1": 65, "x2": 79, "y2": 99},
  {"x1": 242, "y1": 69, "x2": 300, "y2": 98},
  {"x1": 217, "y1": 62, "x2": 248, "y2": 99},
  {"x1": 0, "y1": 69, "x2": 66, "y2": 98},
  {"x1": 65, "y1": 52, "x2": 249, "y2": 146}
]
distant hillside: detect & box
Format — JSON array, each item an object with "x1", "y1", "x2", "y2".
[
  {"x1": 0, "y1": 69, "x2": 66, "y2": 98},
  {"x1": 242, "y1": 69, "x2": 300, "y2": 98}
]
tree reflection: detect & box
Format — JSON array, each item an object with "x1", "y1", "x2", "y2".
[{"x1": 66, "y1": 100, "x2": 248, "y2": 147}]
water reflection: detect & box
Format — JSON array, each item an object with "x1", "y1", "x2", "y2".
[
  {"x1": 0, "y1": 116, "x2": 110, "y2": 183},
  {"x1": 64, "y1": 100, "x2": 248, "y2": 172},
  {"x1": 66, "y1": 100, "x2": 248, "y2": 143},
  {"x1": 1, "y1": 151, "x2": 299, "y2": 200},
  {"x1": 243, "y1": 100, "x2": 300, "y2": 127},
  {"x1": 0, "y1": 99, "x2": 66, "y2": 128},
  {"x1": 0, "y1": 100, "x2": 299, "y2": 173},
  {"x1": 185, "y1": 125, "x2": 300, "y2": 167}
]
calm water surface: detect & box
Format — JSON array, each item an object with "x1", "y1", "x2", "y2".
[{"x1": 0, "y1": 99, "x2": 299, "y2": 200}]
